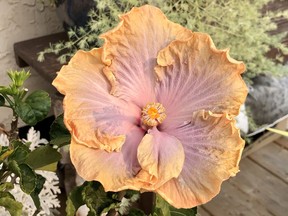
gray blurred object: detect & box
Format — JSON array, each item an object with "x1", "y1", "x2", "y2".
[
  {"x1": 246, "y1": 73, "x2": 288, "y2": 126},
  {"x1": 55, "y1": 0, "x2": 95, "y2": 30}
]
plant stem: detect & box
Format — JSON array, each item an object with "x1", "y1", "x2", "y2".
[
  {"x1": 32, "y1": 209, "x2": 41, "y2": 216},
  {"x1": 138, "y1": 192, "x2": 155, "y2": 215},
  {"x1": 9, "y1": 110, "x2": 19, "y2": 142}
]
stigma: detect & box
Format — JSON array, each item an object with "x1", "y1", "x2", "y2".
[{"x1": 141, "y1": 102, "x2": 166, "y2": 127}]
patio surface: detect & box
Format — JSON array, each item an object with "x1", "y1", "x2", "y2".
[{"x1": 198, "y1": 137, "x2": 288, "y2": 216}]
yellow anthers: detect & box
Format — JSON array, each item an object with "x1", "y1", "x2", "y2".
[{"x1": 141, "y1": 102, "x2": 166, "y2": 127}]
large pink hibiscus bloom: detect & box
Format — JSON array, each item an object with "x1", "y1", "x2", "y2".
[{"x1": 53, "y1": 5, "x2": 248, "y2": 208}]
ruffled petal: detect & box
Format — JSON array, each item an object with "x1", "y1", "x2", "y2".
[
  {"x1": 156, "y1": 110, "x2": 244, "y2": 208},
  {"x1": 100, "y1": 5, "x2": 193, "y2": 107},
  {"x1": 53, "y1": 48, "x2": 141, "y2": 152},
  {"x1": 135, "y1": 127, "x2": 185, "y2": 190},
  {"x1": 155, "y1": 33, "x2": 248, "y2": 130},
  {"x1": 70, "y1": 126, "x2": 145, "y2": 191}
]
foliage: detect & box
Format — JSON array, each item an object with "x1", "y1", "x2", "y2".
[
  {"x1": 0, "y1": 196, "x2": 22, "y2": 216},
  {"x1": 0, "y1": 70, "x2": 51, "y2": 126},
  {"x1": 66, "y1": 181, "x2": 197, "y2": 215},
  {"x1": 0, "y1": 70, "x2": 61, "y2": 215},
  {"x1": 154, "y1": 195, "x2": 197, "y2": 216},
  {"x1": 38, "y1": 0, "x2": 288, "y2": 83},
  {"x1": 49, "y1": 114, "x2": 71, "y2": 148},
  {"x1": 66, "y1": 181, "x2": 123, "y2": 216}
]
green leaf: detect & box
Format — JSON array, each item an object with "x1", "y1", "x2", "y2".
[
  {"x1": 15, "y1": 90, "x2": 51, "y2": 126},
  {"x1": 8, "y1": 143, "x2": 30, "y2": 164},
  {"x1": 19, "y1": 164, "x2": 37, "y2": 194},
  {"x1": 0, "y1": 146, "x2": 8, "y2": 154},
  {"x1": 0, "y1": 94, "x2": 4, "y2": 106},
  {"x1": 82, "y1": 181, "x2": 115, "y2": 215},
  {"x1": 8, "y1": 161, "x2": 37, "y2": 194},
  {"x1": 8, "y1": 160, "x2": 21, "y2": 176},
  {"x1": 67, "y1": 181, "x2": 121, "y2": 216},
  {"x1": 15, "y1": 102, "x2": 35, "y2": 125},
  {"x1": 50, "y1": 114, "x2": 70, "y2": 139},
  {"x1": 37, "y1": 162, "x2": 58, "y2": 172},
  {"x1": 125, "y1": 190, "x2": 140, "y2": 199},
  {"x1": 100, "y1": 203, "x2": 119, "y2": 216},
  {"x1": 170, "y1": 207, "x2": 197, "y2": 216},
  {"x1": 50, "y1": 135, "x2": 71, "y2": 148},
  {"x1": 30, "y1": 174, "x2": 46, "y2": 209},
  {"x1": 154, "y1": 195, "x2": 197, "y2": 216},
  {"x1": 0, "y1": 191, "x2": 15, "y2": 200},
  {"x1": 25, "y1": 145, "x2": 61, "y2": 170},
  {"x1": 0, "y1": 182, "x2": 14, "y2": 192},
  {"x1": 154, "y1": 195, "x2": 171, "y2": 216},
  {"x1": 0, "y1": 86, "x2": 14, "y2": 96},
  {"x1": 11, "y1": 140, "x2": 24, "y2": 149},
  {"x1": 0, "y1": 197, "x2": 23, "y2": 216},
  {"x1": 128, "y1": 208, "x2": 146, "y2": 216},
  {"x1": 66, "y1": 182, "x2": 86, "y2": 216}
]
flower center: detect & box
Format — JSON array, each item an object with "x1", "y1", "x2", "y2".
[{"x1": 141, "y1": 102, "x2": 166, "y2": 127}]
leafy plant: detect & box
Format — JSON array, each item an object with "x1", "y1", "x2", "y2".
[
  {"x1": 64, "y1": 181, "x2": 198, "y2": 216},
  {"x1": 38, "y1": 0, "x2": 288, "y2": 83},
  {"x1": 0, "y1": 70, "x2": 61, "y2": 215},
  {"x1": 154, "y1": 195, "x2": 197, "y2": 216}
]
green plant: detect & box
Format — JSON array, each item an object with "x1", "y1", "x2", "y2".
[
  {"x1": 0, "y1": 70, "x2": 61, "y2": 215},
  {"x1": 38, "y1": 0, "x2": 288, "y2": 83}
]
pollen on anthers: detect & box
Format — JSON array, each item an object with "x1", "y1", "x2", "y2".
[{"x1": 141, "y1": 102, "x2": 167, "y2": 127}]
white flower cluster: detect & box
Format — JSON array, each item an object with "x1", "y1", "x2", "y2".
[{"x1": 0, "y1": 127, "x2": 61, "y2": 216}]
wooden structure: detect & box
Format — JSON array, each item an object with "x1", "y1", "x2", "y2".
[
  {"x1": 14, "y1": 32, "x2": 67, "y2": 83},
  {"x1": 243, "y1": 116, "x2": 288, "y2": 158},
  {"x1": 199, "y1": 136, "x2": 288, "y2": 216}
]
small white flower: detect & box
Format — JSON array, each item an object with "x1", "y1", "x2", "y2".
[{"x1": 0, "y1": 133, "x2": 9, "y2": 147}]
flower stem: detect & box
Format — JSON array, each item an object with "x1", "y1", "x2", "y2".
[{"x1": 138, "y1": 192, "x2": 155, "y2": 215}]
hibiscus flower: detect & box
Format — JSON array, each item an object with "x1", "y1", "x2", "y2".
[{"x1": 53, "y1": 5, "x2": 248, "y2": 208}]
